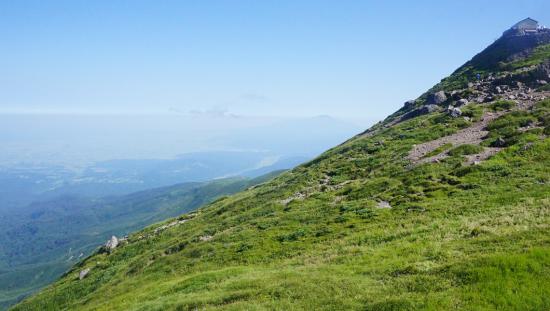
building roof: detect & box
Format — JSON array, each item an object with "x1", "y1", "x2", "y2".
[{"x1": 511, "y1": 18, "x2": 539, "y2": 30}]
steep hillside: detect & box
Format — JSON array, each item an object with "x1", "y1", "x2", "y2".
[
  {"x1": 1, "y1": 172, "x2": 282, "y2": 310},
  {"x1": 13, "y1": 23, "x2": 550, "y2": 310}
]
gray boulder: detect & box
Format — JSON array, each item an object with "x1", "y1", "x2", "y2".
[
  {"x1": 456, "y1": 99, "x2": 469, "y2": 106},
  {"x1": 105, "y1": 236, "x2": 119, "y2": 250},
  {"x1": 448, "y1": 106, "x2": 462, "y2": 118},
  {"x1": 79, "y1": 268, "x2": 90, "y2": 280},
  {"x1": 427, "y1": 91, "x2": 447, "y2": 105}
]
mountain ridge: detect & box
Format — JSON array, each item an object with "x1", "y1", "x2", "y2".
[{"x1": 12, "y1": 20, "x2": 550, "y2": 310}]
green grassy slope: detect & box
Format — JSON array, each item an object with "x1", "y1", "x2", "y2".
[
  {"x1": 13, "y1": 36, "x2": 550, "y2": 310},
  {"x1": 1, "y1": 172, "x2": 282, "y2": 310}
]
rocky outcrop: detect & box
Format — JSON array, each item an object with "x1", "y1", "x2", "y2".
[{"x1": 427, "y1": 91, "x2": 447, "y2": 105}]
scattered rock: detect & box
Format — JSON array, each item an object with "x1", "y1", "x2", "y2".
[
  {"x1": 377, "y1": 201, "x2": 392, "y2": 209},
  {"x1": 483, "y1": 95, "x2": 494, "y2": 103},
  {"x1": 468, "y1": 82, "x2": 474, "y2": 88},
  {"x1": 508, "y1": 95, "x2": 516, "y2": 100},
  {"x1": 153, "y1": 219, "x2": 189, "y2": 234},
  {"x1": 105, "y1": 236, "x2": 118, "y2": 250},
  {"x1": 427, "y1": 91, "x2": 447, "y2": 105},
  {"x1": 407, "y1": 111, "x2": 504, "y2": 164},
  {"x1": 495, "y1": 86, "x2": 502, "y2": 93},
  {"x1": 456, "y1": 99, "x2": 469, "y2": 106},
  {"x1": 538, "y1": 80, "x2": 548, "y2": 85},
  {"x1": 79, "y1": 268, "x2": 90, "y2": 280},
  {"x1": 448, "y1": 106, "x2": 462, "y2": 118},
  {"x1": 199, "y1": 235, "x2": 213, "y2": 242}
]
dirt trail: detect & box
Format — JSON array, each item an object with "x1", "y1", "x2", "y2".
[
  {"x1": 407, "y1": 111, "x2": 504, "y2": 164},
  {"x1": 407, "y1": 89, "x2": 549, "y2": 165}
]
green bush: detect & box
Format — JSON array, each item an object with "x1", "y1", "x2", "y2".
[
  {"x1": 490, "y1": 100, "x2": 515, "y2": 112},
  {"x1": 448, "y1": 144, "x2": 484, "y2": 156},
  {"x1": 461, "y1": 105, "x2": 483, "y2": 121}
]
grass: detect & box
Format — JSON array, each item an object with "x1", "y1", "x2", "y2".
[
  {"x1": 452, "y1": 248, "x2": 550, "y2": 310},
  {"x1": 507, "y1": 44, "x2": 550, "y2": 70},
  {"x1": 489, "y1": 100, "x2": 515, "y2": 112},
  {"x1": 482, "y1": 100, "x2": 549, "y2": 147},
  {"x1": 448, "y1": 144, "x2": 484, "y2": 156},
  {"x1": 11, "y1": 36, "x2": 550, "y2": 311},
  {"x1": 12, "y1": 96, "x2": 550, "y2": 310},
  {"x1": 0, "y1": 175, "x2": 280, "y2": 310}
]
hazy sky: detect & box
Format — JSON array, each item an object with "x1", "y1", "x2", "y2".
[{"x1": 1, "y1": 0, "x2": 550, "y2": 120}]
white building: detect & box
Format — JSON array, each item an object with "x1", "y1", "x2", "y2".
[
  {"x1": 504, "y1": 18, "x2": 541, "y2": 36},
  {"x1": 511, "y1": 18, "x2": 539, "y2": 31}
]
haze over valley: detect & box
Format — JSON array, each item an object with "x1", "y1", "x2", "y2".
[{"x1": 2, "y1": 1, "x2": 550, "y2": 310}]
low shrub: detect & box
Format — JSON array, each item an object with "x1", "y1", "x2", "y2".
[{"x1": 448, "y1": 144, "x2": 484, "y2": 156}]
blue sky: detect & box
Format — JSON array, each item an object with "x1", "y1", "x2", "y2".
[{"x1": 1, "y1": 0, "x2": 550, "y2": 120}]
